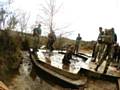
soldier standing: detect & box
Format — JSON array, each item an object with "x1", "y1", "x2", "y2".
[
  {"x1": 91, "y1": 27, "x2": 104, "y2": 62},
  {"x1": 47, "y1": 30, "x2": 56, "y2": 52},
  {"x1": 112, "y1": 28, "x2": 117, "y2": 63},
  {"x1": 74, "y1": 33, "x2": 82, "y2": 54},
  {"x1": 112, "y1": 28, "x2": 117, "y2": 44},
  {"x1": 94, "y1": 28, "x2": 115, "y2": 74},
  {"x1": 33, "y1": 24, "x2": 42, "y2": 52}
]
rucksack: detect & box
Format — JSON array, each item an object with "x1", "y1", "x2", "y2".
[{"x1": 102, "y1": 29, "x2": 114, "y2": 44}]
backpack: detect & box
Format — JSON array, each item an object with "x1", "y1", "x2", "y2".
[{"x1": 102, "y1": 29, "x2": 114, "y2": 44}]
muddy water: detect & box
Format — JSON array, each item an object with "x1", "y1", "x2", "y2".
[
  {"x1": 8, "y1": 52, "x2": 66, "y2": 90},
  {"x1": 8, "y1": 52, "x2": 117, "y2": 90}
]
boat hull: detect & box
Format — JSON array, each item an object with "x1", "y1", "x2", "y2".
[
  {"x1": 30, "y1": 52, "x2": 87, "y2": 87},
  {"x1": 29, "y1": 49, "x2": 120, "y2": 88}
]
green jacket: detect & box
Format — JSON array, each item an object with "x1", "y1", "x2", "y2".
[
  {"x1": 33, "y1": 27, "x2": 41, "y2": 36},
  {"x1": 75, "y1": 36, "x2": 81, "y2": 45}
]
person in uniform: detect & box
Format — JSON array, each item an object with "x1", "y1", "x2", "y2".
[
  {"x1": 33, "y1": 24, "x2": 42, "y2": 52},
  {"x1": 94, "y1": 28, "x2": 115, "y2": 74},
  {"x1": 112, "y1": 28, "x2": 117, "y2": 63},
  {"x1": 113, "y1": 43, "x2": 119, "y2": 63},
  {"x1": 112, "y1": 28, "x2": 117, "y2": 44},
  {"x1": 62, "y1": 45, "x2": 74, "y2": 65},
  {"x1": 47, "y1": 30, "x2": 56, "y2": 52},
  {"x1": 74, "y1": 33, "x2": 82, "y2": 54},
  {"x1": 117, "y1": 44, "x2": 120, "y2": 70},
  {"x1": 91, "y1": 27, "x2": 104, "y2": 62}
]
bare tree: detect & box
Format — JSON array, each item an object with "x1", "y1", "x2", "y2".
[
  {"x1": 7, "y1": 15, "x2": 18, "y2": 30},
  {"x1": 0, "y1": 0, "x2": 15, "y2": 29},
  {"x1": 37, "y1": 0, "x2": 63, "y2": 32},
  {"x1": 18, "y1": 11, "x2": 30, "y2": 36},
  {"x1": 37, "y1": 0, "x2": 72, "y2": 50},
  {"x1": 0, "y1": 7, "x2": 6, "y2": 29}
]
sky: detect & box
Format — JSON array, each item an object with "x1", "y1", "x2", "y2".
[{"x1": 1, "y1": 0, "x2": 120, "y2": 42}]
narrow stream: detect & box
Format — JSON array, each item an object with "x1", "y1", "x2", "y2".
[
  {"x1": 8, "y1": 52, "x2": 67, "y2": 90},
  {"x1": 8, "y1": 52, "x2": 117, "y2": 90}
]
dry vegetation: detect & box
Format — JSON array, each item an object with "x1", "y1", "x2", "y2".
[{"x1": 0, "y1": 29, "x2": 22, "y2": 83}]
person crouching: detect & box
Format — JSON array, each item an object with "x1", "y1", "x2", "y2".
[{"x1": 62, "y1": 45, "x2": 74, "y2": 65}]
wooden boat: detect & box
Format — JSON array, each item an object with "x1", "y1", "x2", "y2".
[
  {"x1": 77, "y1": 52, "x2": 120, "y2": 77},
  {"x1": 77, "y1": 54, "x2": 120, "y2": 82},
  {"x1": 29, "y1": 49, "x2": 120, "y2": 87},
  {"x1": 83, "y1": 60, "x2": 120, "y2": 80},
  {"x1": 29, "y1": 49, "x2": 89, "y2": 87}
]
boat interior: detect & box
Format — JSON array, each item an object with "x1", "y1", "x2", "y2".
[{"x1": 36, "y1": 49, "x2": 91, "y2": 74}]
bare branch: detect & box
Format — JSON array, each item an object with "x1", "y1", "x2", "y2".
[
  {"x1": 17, "y1": 11, "x2": 30, "y2": 34},
  {"x1": 37, "y1": 0, "x2": 70, "y2": 38},
  {"x1": 54, "y1": 3, "x2": 63, "y2": 15},
  {"x1": 54, "y1": 24, "x2": 71, "y2": 31}
]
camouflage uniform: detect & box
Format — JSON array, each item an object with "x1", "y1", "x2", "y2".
[
  {"x1": 47, "y1": 30, "x2": 56, "y2": 52},
  {"x1": 33, "y1": 24, "x2": 42, "y2": 51},
  {"x1": 62, "y1": 45, "x2": 74, "y2": 65},
  {"x1": 113, "y1": 44, "x2": 119, "y2": 63},
  {"x1": 95, "y1": 29, "x2": 115, "y2": 74},
  {"x1": 92, "y1": 27, "x2": 104, "y2": 62},
  {"x1": 91, "y1": 42, "x2": 97, "y2": 59},
  {"x1": 74, "y1": 33, "x2": 81, "y2": 54},
  {"x1": 117, "y1": 46, "x2": 120, "y2": 69},
  {"x1": 112, "y1": 31, "x2": 117, "y2": 63}
]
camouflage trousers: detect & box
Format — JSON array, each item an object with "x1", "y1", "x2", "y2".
[
  {"x1": 33, "y1": 35, "x2": 40, "y2": 51},
  {"x1": 117, "y1": 50, "x2": 120, "y2": 69},
  {"x1": 95, "y1": 44, "x2": 114, "y2": 73},
  {"x1": 92, "y1": 43, "x2": 105, "y2": 62},
  {"x1": 74, "y1": 44, "x2": 79, "y2": 54}
]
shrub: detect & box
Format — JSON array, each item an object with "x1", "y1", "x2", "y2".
[{"x1": 0, "y1": 29, "x2": 22, "y2": 81}]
